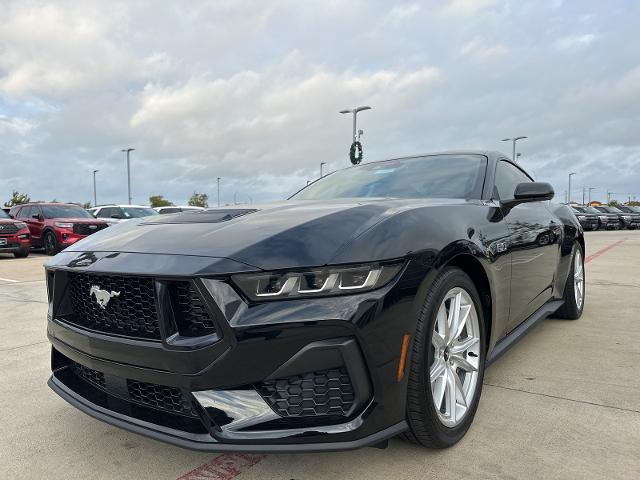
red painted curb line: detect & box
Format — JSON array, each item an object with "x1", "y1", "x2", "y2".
[
  {"x1": 177, "y1": 453, "x2": 265, "y2": 480},
  {"x1": 584, "y1": 239, "x2": 626, "y2": 264}
]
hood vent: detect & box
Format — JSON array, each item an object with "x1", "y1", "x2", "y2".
[{"x1": 143, "y1": 209, "x2": 258, "y2": 225}]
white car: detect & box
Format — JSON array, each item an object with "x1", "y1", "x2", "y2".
[
  {"x1": 154, "y1": 206, "x2": 205, "y2": 214},
  {"x1": 88, "y1": 205, "x2": 160, "y2": 222}
]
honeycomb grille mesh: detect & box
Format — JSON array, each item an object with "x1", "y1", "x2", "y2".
[
  {"x1": 70, "y1": 362, "x2": 106, "y2": 390},
  {"x1": 257, "y1": 368, "x2": 355, "y2": 417},
  {"x1": 72, "y1": 223, "x2": 108, "y2": 235},
  {"x1": 127, "y1": 380, "x2": 197, "y2": 417},
  {"x1": 171, "y1": 282, "x2": 217, "y2": 337},
  {"x1": 0, "y1": 224, "x2": 19, "y2": 234},
  {"x1": 66, "y1": 273, "x2": 160, "y2": 340}
]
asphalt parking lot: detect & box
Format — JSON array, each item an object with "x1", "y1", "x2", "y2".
[{"x1": 1, "y1": 231, "x2": 639, "y2": 480}]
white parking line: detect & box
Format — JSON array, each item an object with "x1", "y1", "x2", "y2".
[{"x1": 0, "y1": 277, "x2": 19, "y2": 283}]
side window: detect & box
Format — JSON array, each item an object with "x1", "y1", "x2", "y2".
[
  {"x1": 100, "y1": 207, "x2": 118, "y2": 218},
  {"x1": 19, "y1": 206, "x2": 32, "y2": 218},
  {"x1": 494, "y1": 160, "x2": 533, "y2": 201},
  {"x1": 31, "y1": 206, "x2": 42, "y2": 218}
]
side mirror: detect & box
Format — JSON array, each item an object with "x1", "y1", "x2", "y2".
[
  {"x1": 31, "y1": 213, "x2": 41, "y2": 220},
  {"x1": 503, "y1": 182, "x2": 554, "y2": 206},
  {"x1": 111, "y1": 214, "x2": 122, "y2": 219}
]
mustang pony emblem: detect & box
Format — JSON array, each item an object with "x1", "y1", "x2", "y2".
[{"x1": 90, "y1": 285, "x2": 120, "y2": 309}]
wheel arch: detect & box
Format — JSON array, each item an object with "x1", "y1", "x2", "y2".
[
  {"x1": 444, "y1": 253, "x2": 493, "y2": 355},
  {"x1": 42, "y1": 226, "x2": 59, "y2": 240}
]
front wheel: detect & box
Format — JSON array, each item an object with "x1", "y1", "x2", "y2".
[
  {"x1": 403, "y1": 268, "x2": 485, "y2": 448},
  {"x1": 13, "y1": 247, "x2": 29, "y2": 258},
  {"x1": 44, "y1": 231, "x2": 59, "y2": 256},
  {"x1": 554, "y1": 244, "x2": 585, "y2": 320}
]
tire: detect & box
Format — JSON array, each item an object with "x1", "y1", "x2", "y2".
[
  {"x1": 13, "y1": 248, "x2": 29, "y2": 258},
  {"x1": 402, "y1": 267, "x2": 486, "y2": 448},
  {"x1": 44, "y1": 231, "x2": 59, "y2": 256},
  {"x1": 554, "y1": 243, "x2": 585, "y2": 320}
]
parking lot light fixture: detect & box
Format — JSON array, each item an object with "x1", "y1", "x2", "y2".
[
  {"x1": 501, "y1": 136, "x2": 527, "y2": 162},
  {"x1": 93, "y1": 170, "x2": 99, "y2": 207},
  {"x1": 121, "y1": 148, "x2": 135, "y2": 204},
  {"x1": 340, "y1": 106, "x2": 372, "y2": 142},
  {"x1": 568, "y1": 172, "x2": 576, "y2": 204}
]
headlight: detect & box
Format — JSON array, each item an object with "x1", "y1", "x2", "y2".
[
  {"x1": 15, "y1": 222, "x2": 27, "y2": 229},
  {"x1": 577, "y1": 215, "x2": 586, "y2": 221},
  {"x1": 55, "y1": 222, "x2": 74, "y2": 228},
  {"x1": 623, "y1": 216, "x2": 632, "y2": 221},
  {"x1": 232, "y1": 261, "x2": 404, "y2": 301},
  {"x1": 598, "y1": 216, "x2": 608, "y2": 221}
]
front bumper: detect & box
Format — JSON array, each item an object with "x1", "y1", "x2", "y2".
[
  {"x1": 46, "y1": 251, "x2": 422, "y2": 451},
  {"x1": 0, "y1": 232, "x2": 31, "y2": 253},
  {"x1": 48, "y1": 374, "x2": 406, "y2": 452},
  {"x1": 57, "y1": 231, "x2": 87, "y2": 246},
  {"x1": 577, "y1": 219, "x2": 599, "y2": 230}
]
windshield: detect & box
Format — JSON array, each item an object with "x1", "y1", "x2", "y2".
[
  {"x1": 0, "y1": 210, "x2": 9, "y2": 219},
  {"x1": 158, "y1": 207, "x2": 181, "y2": 214},
  {"x1": 619, "y1": 206, "x2": 640, "y2": 213},
  {"x1": 42, "y1": 205, "x2": 94, "y2": 219},
  {"x1": 583, "y1": 207, "x2": 601, "y2": 214},
  {"x1": 121, "y1": 207, "x2": 159, "y2": 218},
  {"x1": 292, "y1": 155, "x2": 487, "y2": 201},
  {"x1": 572, "y1": 207, "x2": 585, "y2": 213},
  {"x1": 603, "y1": 206, "x2": 622, "y2": 213}
]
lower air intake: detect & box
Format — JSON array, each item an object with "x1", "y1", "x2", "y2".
[{"x1": 256, "y1": 367, "x2": 355, "y2": 417}]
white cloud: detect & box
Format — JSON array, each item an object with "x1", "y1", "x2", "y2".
[
  {"x1": 445, "y1": 0, "x2": 498, "y2": 16},
  {"x1": 555, "y1": 33, "x2": 598, "y2": 51},
  {"x1": 459, "y1": 38, "x2": 509, "y2": 59}
]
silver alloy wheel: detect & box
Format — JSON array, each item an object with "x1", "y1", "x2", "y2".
[
  {"x1": 574, "y1": 249, "x2": 584, "y2": 310},
  {"x1": 430, "y1": 287, "x2": 481, "y2": 427}
]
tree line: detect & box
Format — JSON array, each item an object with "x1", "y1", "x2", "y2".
[{"x1": 3, "y1": 190, "x2": 210, "y2": 209}]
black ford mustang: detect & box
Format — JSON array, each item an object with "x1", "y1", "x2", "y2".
[{"x1": 46, "y1": 151, "x2": 585, "y2": 452}]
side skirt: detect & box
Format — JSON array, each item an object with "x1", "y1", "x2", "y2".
[{"x1": 486, "y1": 299, "x2": 564, "y2": 366}]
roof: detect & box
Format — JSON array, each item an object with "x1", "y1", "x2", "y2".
[{"x1": 93, "y1": 204, "x2": 152, "y2": 208}]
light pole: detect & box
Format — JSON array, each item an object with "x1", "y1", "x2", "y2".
[
  {"x1": 92, "y1": 169, "x2": 99, "y2": 207},
  {"x1": 501, "y1": 136, "x2": 527, "y2": 162},
  {"x1": 568, "y1": 172, "x2": 576, "y2": 204},
  {"x1": 121, "y1": 148, "x2": 135, "y2": 204},
  {"x1": 340, "y1": 106, "x2": 372, "y2": 142},
  {"x1": 217, "y1": 177, "x2": 221, "y2": 207},
  {"x1": 320, "y1": 162, "x2": 326, "y2": 178},
  {"x1": 588, "y1": 187, "x2": 595, "y2": 205}
]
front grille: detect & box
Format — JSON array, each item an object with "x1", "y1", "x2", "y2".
[
  {"x1": 257, "y1": 368, "x2": 355, "y2": 417},
  {"x1": 63, "y1": 355, "x2": 198, "y2": 418},
  {"x1": 127, "y1": 380, "x2": 197, "y2": 417},
  {"x1": 73, "y1": 223, "x2": 108, "y2": 235},
  {"x1": 70, "y1": 362, "x2": 106, "y2": 390},
  {"x1": 65, "y1": 273, "x2": 160, "y2": 340},
  {"x1": 0, "y1": 224, "x2": 19, "y2": 234},
  {"x1": 171, "y1": 282, "x2": 217, "y2": 337}
]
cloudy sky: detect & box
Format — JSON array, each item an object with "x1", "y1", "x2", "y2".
[{"x1": 1, "y1": 0, "x2": 639, "y2": 207}]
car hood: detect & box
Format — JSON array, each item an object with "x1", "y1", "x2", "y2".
[
  {"x1": 53, "y1": 218, "x2": 109, "y2": 223},
  {"x1": 65, "y1": 198, "x2": 464, "y2": 270}
]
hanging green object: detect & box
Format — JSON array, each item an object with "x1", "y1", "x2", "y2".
[{"x1": 350, "y1": 141, "x2": 363, "y2": 165}]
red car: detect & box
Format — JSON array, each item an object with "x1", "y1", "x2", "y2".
[
  {"x1": 0, "y1": 209, "x2": 31, "y2": 257},
  {"x1": 9, "y1": 203, "x2": 109, "y2": 256}
]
